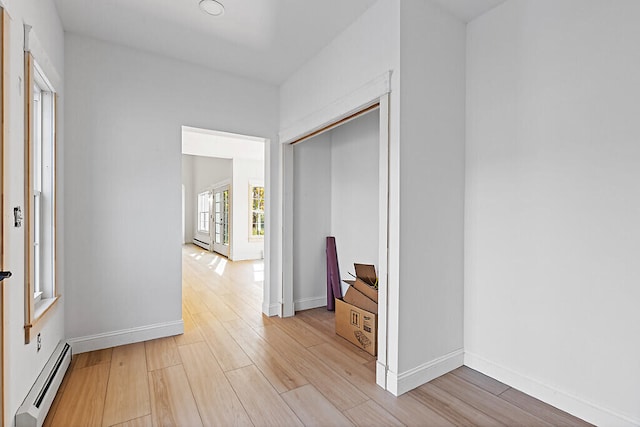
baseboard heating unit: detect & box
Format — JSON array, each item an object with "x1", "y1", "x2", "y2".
[
  {"x1": 16, "y1": 341, "x2": 72, "y2": 427},
  {"x1": 193, "y1": 238, "x2": 211, "y2": 251}
]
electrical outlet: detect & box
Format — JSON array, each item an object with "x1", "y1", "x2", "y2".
[{"x1": 37, "y1": 333, "x2": 42, "y2": 352}]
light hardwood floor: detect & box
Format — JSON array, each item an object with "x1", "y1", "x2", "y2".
[{"x1": 44, "y1": 244, "x2": 592, "y2": 427}]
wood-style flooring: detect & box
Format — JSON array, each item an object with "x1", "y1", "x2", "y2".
[{"x1": 44, "y1": 244, "x2": 592, "y2": 426}]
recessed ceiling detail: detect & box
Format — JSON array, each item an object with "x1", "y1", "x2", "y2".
[{"x1": 199, "y1": 0, "x2": 225, "y2": 17}]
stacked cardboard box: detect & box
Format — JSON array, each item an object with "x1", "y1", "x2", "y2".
[{"x1": 335, "y1": 264, "x2": 378, "y2": 356}]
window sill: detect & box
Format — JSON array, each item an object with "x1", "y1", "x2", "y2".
[
  {"x1": 25, "y1": 295, "x2": 60, "y2": 343},
  {"x1": 34, "y1": 296, "x2": 59, "y2": 319}
]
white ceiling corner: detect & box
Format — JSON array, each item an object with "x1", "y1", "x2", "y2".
[{"x1": 53, "y1": 0, "x2": 507, "y2": 85}]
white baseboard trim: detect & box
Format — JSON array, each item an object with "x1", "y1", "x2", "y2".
[
  {"x1": 68, "y1": 320, "x2": 184, "y2": 354},
  {"x1": 376, "y1": 361, "x2": 387, "y2": 389},
  {"x1": 294, "y1": 296, "x2": 326, "y2": 312},
  {"x1": 262, "y1": 303, "x2": 280, "y2": 317},
  {"x1": 464, "y1": 352, "x2": 639, "y2": 427},
  {"x1": 231, "y1": 250, "x2": 264, "y2": 262},
  {"x1": 387, "y1": 349, "x2": 464, "y2": 396}
]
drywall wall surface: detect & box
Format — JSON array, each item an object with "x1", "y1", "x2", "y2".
[
  {"x1": 279, "y1": 0, "x2": 399, "y2": 130},
  {"x1": 2, "y1": 1, "x2": 66, "y2": 425},
  {"x1": 330, "y1": 111, "x2": 380, "y2": 283},
  {"x1": 292, "y1": 133, "x2": 332, "y2": 308},
  {"x1": 192, "y1": 156, "x2": 232, "y2": 195},
  {"x1": 182, "y1": 155, "x2": 232, "y2": 244},
  {"x1": 466, "y1": 1, "x2": 640, "y2": 425},
  {"x1": 231, "y1": 158, "x2": 265, "y2": 261},
  {"x1": 64, "y1": 34, "x2": 278, "y2": 342},
  {"x1": 182, "y1": 155, "x2": 195, "y2": 243},
  {"x1": 395, "y1": 0, "x2": 466, "y2": 380}
]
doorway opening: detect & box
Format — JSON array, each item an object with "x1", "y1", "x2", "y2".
[
  {"x1": 181, "y1": 126, "x2": 268, "y2": 316},
  {"x1": 280, "y1": 73, "x2": 392, "y2": 390}
]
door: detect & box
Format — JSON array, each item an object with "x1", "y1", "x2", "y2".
[{"x1": 212, "y1": 184, "x2": 230, "y2": 257}]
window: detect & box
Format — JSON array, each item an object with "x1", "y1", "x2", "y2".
[
  {"x1": 197, "y1": 191, "x2": 211, "y2": 233},
  {"x1": 25, "y1": 52, "x2": 58, "y2": 342},
  {"x1": 250, "y1": 185, "x2": 265, "y2": 239}
]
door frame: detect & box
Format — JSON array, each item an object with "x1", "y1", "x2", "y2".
[
  {"x1": 279, "y1": 71, "x2": 392, "y2": 390},
  {"x1": 211, "y1": 180, "x2": 231, "y2": 258},
  {"x1": 1, "y1": 7, "x2": 8, "y2": 423}
]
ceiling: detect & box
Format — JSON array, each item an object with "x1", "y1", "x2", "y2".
[
  {"x1": 432, "y1": 0, "x2": 507, "y2": 23},
  {"x1": 53, "y1": 0, "x2": 506, "y2": 85}
]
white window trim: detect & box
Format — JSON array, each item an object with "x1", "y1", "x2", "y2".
[
  {"x1": 24, "y1": 51, "x2": 60, "y2": 343},
  {"x1": 249, "y1": 180, "x2": 265, "y2": 242}
]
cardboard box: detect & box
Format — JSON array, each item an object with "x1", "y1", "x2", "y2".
[
  {"x1": 335, "y1": 298, "x2": 377, "y2": 356},
  {"x1": 354, "y1": 264, "x2": 377, "y2": 287},
  {"x1": 343, "y1": 285, "x2": 378, "y2": 314},
  {"x1": 351, "y1": 277, "x2": 378, "y2": 303}
]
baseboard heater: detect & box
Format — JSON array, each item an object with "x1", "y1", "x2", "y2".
[
  {"x1": 16, "y1": 341, "x2": 72, "y2": 427},
  {"x1": 193, "y1": 238, "x2": 211, "y2": 251}
]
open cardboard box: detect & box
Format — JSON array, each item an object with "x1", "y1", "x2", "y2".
[
  {"x1": 335, "y1": 263, "x2": 378, "y2": 356},
  {"x1": 335, "y1": 298, "x2": 377, "y2": 356}
]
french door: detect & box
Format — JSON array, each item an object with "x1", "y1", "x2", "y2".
[{"x1": 212, "y1": 184, "x2": 230, "y2": 257}]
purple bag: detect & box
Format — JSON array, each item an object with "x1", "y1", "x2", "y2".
[{"x1": 326, "y1": 236, "x2": 342, "y2": 311}]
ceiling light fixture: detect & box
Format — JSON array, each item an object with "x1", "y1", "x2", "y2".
[{"x1": 199, "y1": 0, "x2": 225, "y2": 16}]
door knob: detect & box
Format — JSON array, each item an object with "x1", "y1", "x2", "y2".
[{"x1": 0, "y1": 271, "x2": 12, "y2": 282}]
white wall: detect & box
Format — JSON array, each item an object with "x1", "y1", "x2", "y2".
[
  {"x1": 182, "y1": 154, "x2": 232, "y2": 244},
  {"x1": 466, "y1": 1, "x2": 640, "y2": 425},
  {"x1": 231, "y1": 158, "x2": 265, "y2": 261},
  {"x1": 2, "y1": 1, "x2": 66, "y2": 425},
  {"x1": 279, "y1": 0, "x2": 399, "y2": 130},
  {"x1": 64, "y1": 34, "x2": 278, "y2": 348},
  {"x1": 181, "y1": 155, "x2": 194, "y2": 243},
  {"x1": 395, "y1": 0, "x2": 466, "y2": 388},
  {"x1": 330, "y1": 111, "x2": 380, "y2": 280},
  {"x1": 292, "y1": 133, "x2": 332, "y2": 308}
]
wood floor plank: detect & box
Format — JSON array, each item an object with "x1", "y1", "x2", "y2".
[
  {"x1": 222, "y1": 317, "x2": 251, "y2": 332},
  {"x1": 271, "y1": 315, "x2": 326, "y2": 347},
  {"x1": 255, "y1": 324, "x2": 369, "y2": 411},
  {"x1": 281, "y1": 384, "x2": 355, "y2": 426},
  {"x1": 309, "y1": 342, "x2": 455, "y2": 427},
  {"x1": 431, "y1": 374, "x2": 553, "y2": 427},
  {"x1": 173, "y1": 310, "x2": 204, "y2": 346},
  {"x1": 450, "y1": 366, "x2": 510, "y2": 396},
  {"x1": 191, "y1": 311, "x2": 253, "y2": 371},
  {"x1": 344, "y1": 400, "x2": 405, "y2": 427},
  {"x1": 297, "y1": 309, "x2": 377, "y2": 362},
  {"x1": 111, "y1": 415, "x2": 153, "y2": 427},
  {"x1": 217, "y1": 291, "x2": 272, "y2": 329},
  {"x1": 226, "y1": 365, "x2": 304, "y2": 427},
  {"x1": 231, "y1": 324, "x2": 309, "y2": 393},
  {"x1": 148, "y1": 364, "x2": 203, "y2": 427},
  {"x1": 74, "y1": 348, "x2": 113, "y2": 370},
  {"x1": 183, "y1": 287, "x2": 209, "y2": 315},
  {"x1": 199, "y1": 288, "x2": 241, "y2": 322},
  {"x1": 178, "y1": 342, "x2": 253, "y2": 426},
  {"x1": 145, "y1": 337, "x2": 182, "y2": 371},
  {"x1": 499, "y1": 388, "x2": 594, "y2": 427},
  {"x1": 410, "y1": 382, "x2": 505, "y2": 427},
  {"x1": 102, "y1": 343, "x2": 151, "y2": 427},
  {"x1": 50, "y1": 364, "x2": 110, "y2": 427}
]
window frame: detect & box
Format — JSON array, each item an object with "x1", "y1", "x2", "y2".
[
  {"x1": 196, "y1": 190, "x2": 211, "y2": 234},
  {"x1": 24, "y1": 52, "x2": 59, "y2": 343},
  {"x1": 249, "y1": 182, "x2": 265, "y2": 242}
]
